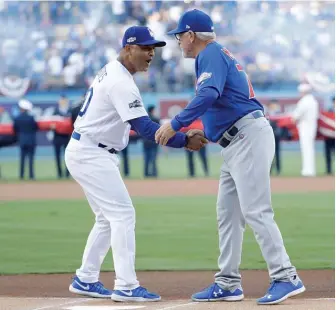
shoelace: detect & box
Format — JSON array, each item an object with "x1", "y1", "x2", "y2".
[
  {"x1": 198, "y1": 283, "x2": 217, "y2": 294},
  {"x1": 267, "y1": 281, "x2": 280, "y2": 294},
  {"x1": 136, "y1": 286, "x2": 148, "y2": 295},
  {"x1": 93, "y1": 282, "x2": 107, "y2": 293}
]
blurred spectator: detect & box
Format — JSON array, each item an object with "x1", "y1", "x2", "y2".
[
  {"x1": 324, "y1": 96, "x2": 335, "y2": 175},
  {"x1": 292, "y1": 84, "x2": 319, "y2": 177},
  {"x1": 0, "y1": 1, "x2": 333, "y2": 93},
  {"x1": 120, "y1": 133, "x2": 141, "y2": 177},
  {"x1": 143, "y1": 105, "x2": 159, "y2": 178},
  {"x1": 185, "y1": 147, "x2": 209, "y2": 178},
  {"x1": 13, "y1": 99, "x2": 38, "y2": 180},
  {"x1": 53, "y1": 94, "x2": 71, "y2": 178},
  {"x1": 268, "y1": 99, "x2": 283, "y2": 175}
]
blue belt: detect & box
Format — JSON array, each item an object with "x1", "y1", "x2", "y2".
[
  {"x1": 71, "y1": 131, "x2": 118, "y2": 154},
  {"x1": 218, "y1": 110, "x2": 264, "y2": 148}
]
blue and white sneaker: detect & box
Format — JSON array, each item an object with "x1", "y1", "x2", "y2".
[
  {"x1": 257, "y1": 277, "x2": 306, "y2": 305},
  {"x1": 191, "y1": 283, "x2": 244, "y2": 302},
  {"x1": 69, "y1": 276, "x2": 112, "y2": 298},
  {"x1": 111, "y1": 286, "x2": 161, "y2": 302}
]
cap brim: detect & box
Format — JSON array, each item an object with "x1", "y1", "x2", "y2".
[
  {"x1": 137, "y1": 39, "x2": 166, "y2": 47},
  {"x1": 167, "y1": 27, "x2": 186, "y2": 35}
]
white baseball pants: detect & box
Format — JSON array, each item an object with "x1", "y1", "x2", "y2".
[
  {"x1": 298, "y1": 121, "x2": 317, "y2": 177},
  {"x1": 65, "y1": 137, "x2": 139, "y2": 290}
]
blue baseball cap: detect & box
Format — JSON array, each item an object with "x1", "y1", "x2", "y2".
[
  {"x1": 167, "y1": 9, "x2": 214, "y2": 35},
  {"x1": 122, "y1": 26, "x2": 166, "y2": 48}
]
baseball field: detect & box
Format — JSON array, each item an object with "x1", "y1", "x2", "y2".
[{"x1": 0, "y1": 152, "x2": 334, "y2": 310}]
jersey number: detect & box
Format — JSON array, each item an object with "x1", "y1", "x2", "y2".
[
  {"x1": 235, "y1": 64, "x2": 255, "y2": 99},
  {"x1": 78, "y1": 87, "x2": 93, "y2": 117}
]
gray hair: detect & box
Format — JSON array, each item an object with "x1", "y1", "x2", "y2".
[{"x1": 195, "y1": 32, "x2": 216, "y2": 41}]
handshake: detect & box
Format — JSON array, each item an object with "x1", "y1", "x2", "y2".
[
  {"x1": 184, "y1": 129, "x2": 208, "y2": 151},
  {"x1": 154, "y1": 121, "x2": 208, "y2": 152}
]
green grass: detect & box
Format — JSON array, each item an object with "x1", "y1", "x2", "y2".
[
  {"x1": 0, "y1": 151, "x2": 329, "y2": 182},
  {"x1": 0, "y1": 192, "x2": 334, "y2": 274}
]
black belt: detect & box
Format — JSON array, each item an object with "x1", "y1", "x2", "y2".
[
  {"x1": 218, "y1": 110, "x2": 264, "y2": 148},
  {"x1": 71, "y1": 131, "x2": 118, "y2": 154}
]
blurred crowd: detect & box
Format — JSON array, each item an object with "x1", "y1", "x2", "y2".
[{"x1": 0, "y1": 0, "x2": 335, "y2": 93}]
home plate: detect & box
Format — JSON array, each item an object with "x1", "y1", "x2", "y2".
[{"x1": 65, "y1": 306, "x2": 145, "y2": 310}]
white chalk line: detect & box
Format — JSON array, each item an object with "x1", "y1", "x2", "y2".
[
  {"x1": 0, "y1": 297, "x2": 82, "y2": 300},
  {"x1": 29, "y1": 298, "x2": 91, "y2": 310},
  {"x1": 0, "y1": 297, "x2": 333, "y2": 310},
  {"x1": 156, "y1": 302, "x2": 197, "y2": 310}
]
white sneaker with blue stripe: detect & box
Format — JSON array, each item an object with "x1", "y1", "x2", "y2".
[
  {"x1": 112, "y1": 286, "x2": 161, "y2": 302},
  {"x1": 191, "y1": 283, "x2": 244, "y2": 302},
  {"x1": 257, "y1": 276, "x2": 305, "y2": 305},
  {"x1": 69, "y1": 276, "x2": 112, "y2": 298}
]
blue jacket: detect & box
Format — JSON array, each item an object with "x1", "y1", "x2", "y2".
[{"x1": 13, "y1": 112, "x2": 38, "y2": 146}]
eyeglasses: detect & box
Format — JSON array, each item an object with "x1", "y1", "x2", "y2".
[
  {"x1": 174, "y1": 32, "x2": 185, "y2": 42},
  {"x1": 174, "y1": 31, "x2": 194, "y2": 42}
]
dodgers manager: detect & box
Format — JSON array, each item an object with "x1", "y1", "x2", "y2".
[
  {"x1": 155, "y1": 9, "x2": 305, "y2": 305},
  {"x1": 65, "y1": 26, "x2": 207, "y2": 302}
]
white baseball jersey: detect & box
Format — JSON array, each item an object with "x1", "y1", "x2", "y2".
[{"x1": 74, "y1": 60, "x2": 148, "y2": 151}]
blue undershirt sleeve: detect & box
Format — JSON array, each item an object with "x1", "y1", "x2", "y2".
[{"x1": 129, "y1": 116, "x2": 187, "y2": 148}]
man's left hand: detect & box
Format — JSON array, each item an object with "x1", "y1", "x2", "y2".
[{"x1": 155, "y1": 123, "x2": 176, "y2": 145}]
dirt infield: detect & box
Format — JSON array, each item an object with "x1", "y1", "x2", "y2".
[
  {"x1": 0, "y1": 270, "x2": 334, "y2": 299},
  {"x1": 0, "y1": 176, "x2": 334, "y2": 201},
  {"x1": 0, "y1": 177, "x2": 334, "y2": 309},
  {"x1": 0, "y1": 271, "x2": 334, "y2": 310}
]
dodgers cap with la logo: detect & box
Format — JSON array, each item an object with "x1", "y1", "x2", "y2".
[
  {"x1": 122, "y1": 26, "x2": 166, "y2": 48},
  {"x1": 167, "y1": 9, "x2": 214, "y2": 35}
]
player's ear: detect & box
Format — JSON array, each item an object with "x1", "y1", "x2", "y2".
[{"x1": 190, "y1": 31, "x2": 196, "y2": 43}]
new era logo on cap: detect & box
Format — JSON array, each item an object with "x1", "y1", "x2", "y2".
[{"x1": 186, "y1": 25, "x2": 191, "y2": 29}]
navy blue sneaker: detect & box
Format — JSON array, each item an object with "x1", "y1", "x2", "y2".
[
  {"x1": 69, "y1": 276, "x2": 112, "y2": 298},
  {"x1": 112, "y1": 286, "x2": 161, "y2": 302},
  {"x1": 257, "y1": 277, "x2": 305, "y2": 305},
  {"x1": 191, "y1": 283, "x2": 244, "y2": 302}
]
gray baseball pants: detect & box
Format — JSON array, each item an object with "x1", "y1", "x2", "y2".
[{"x1": 214, "y1": 112, "x2": 297, "y2": 290}]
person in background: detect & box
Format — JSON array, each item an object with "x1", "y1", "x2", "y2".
[
  {"x1": 143, "y1": 106, "x2": 160, "y2": 178},
  {"x1": 143, "y1": 105, "x2": 160, "y2": 177},
  {"x1": 70, "y1": 94, "x2": 85, "y2": 125},
  {"x1": 0, "y1": 107, "x2": 18, "y2": 179},
  {"x1": 292, "y1": 84, "x2": 319, "y2": 177},
  {"x1": 13, "y1": 99, "x2": 38, "y2": 180},
  {"x1": 185, "y1": 146, "x2": 209, "y2": 177},
  {"x1": 121, "y1": 145, "x2": 130, "y2": 177},
  {"x1": 324, "y1": 96, "x2": 335, "y2": 175},
  {"x1": 268, "y1": 99, "x2": 282, "y2": 175},
  {"x1": 53, "y1": 94, "x2": 71, "y2": 178}
]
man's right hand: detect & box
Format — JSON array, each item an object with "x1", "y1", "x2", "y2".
[
  {"x1": 185, "y1": 133, "x2": 208, "y2": 151},
  {"x1": 186, "y1": 129, "x2": 205, "y2": 138}
]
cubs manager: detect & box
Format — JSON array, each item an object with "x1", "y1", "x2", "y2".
[{"x1": 155, "y1": 9, "x2": 305, "y2": 305}]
